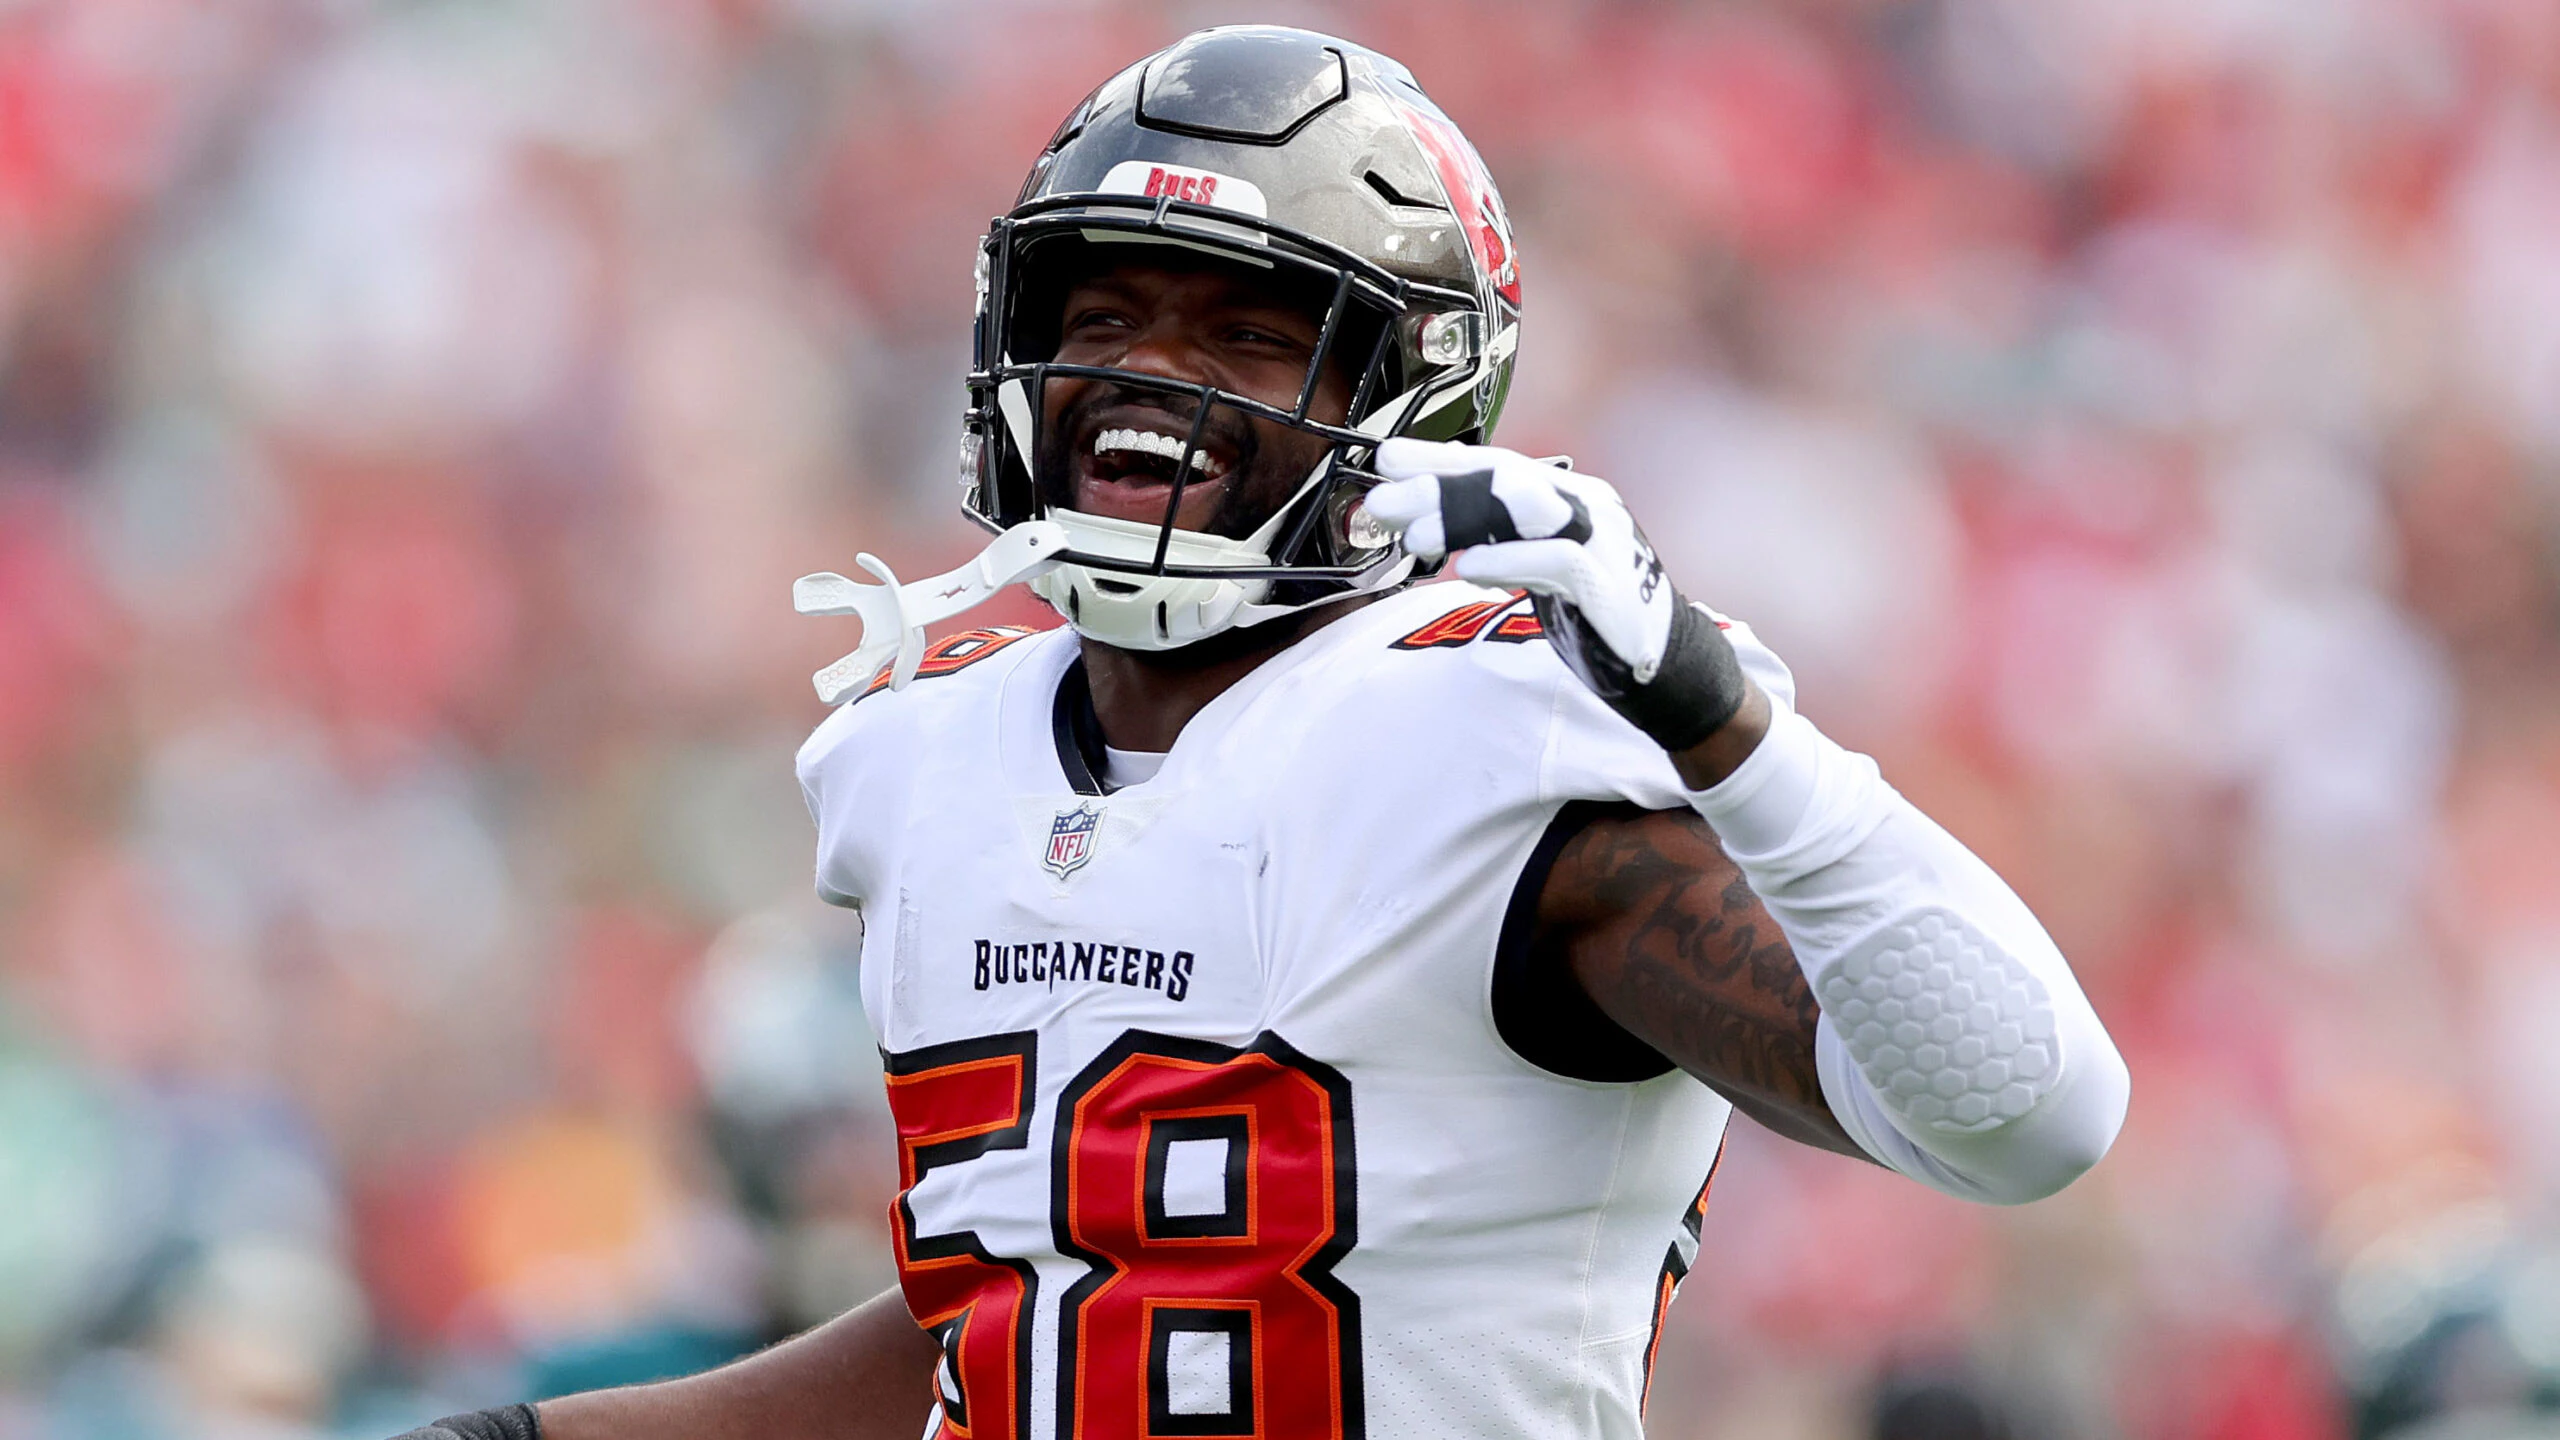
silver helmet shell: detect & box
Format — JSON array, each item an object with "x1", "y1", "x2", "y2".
[{"x1": 963, "y1": 25, "x2": 1522, "y2": 649}]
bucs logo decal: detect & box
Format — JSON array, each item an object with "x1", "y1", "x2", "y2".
[
  {"x1": 1044, "y1": 802, "x2": 1102, "y2": 879},
  {"x1": 1395, "y1": 99, "x2": 1520, "y2": 308}
]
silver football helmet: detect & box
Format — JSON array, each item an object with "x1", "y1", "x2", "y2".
[
  {"x1": 798, "y1": 26, "x2": 1524, "y2": 696},
  {"x1": 967, "y1": 25, "x2": 1523, "y2": 650}
]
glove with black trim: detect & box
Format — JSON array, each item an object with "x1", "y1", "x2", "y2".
[
  {"x1": 1363, "y1": 438, "x2": 1749, "y2": 752},
  {"x1": 389, "y1": 1406, "x2": 541, "y2": 1440}
]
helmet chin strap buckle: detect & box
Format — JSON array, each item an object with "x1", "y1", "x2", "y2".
[{"x1": 794, "y1": 521, "x2": 1068, "y2": 703}]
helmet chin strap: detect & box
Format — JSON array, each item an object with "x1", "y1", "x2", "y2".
[
  {"x1": 1028, "y1": 438, "x2": 1424, "y2": 652},
  {"x1": 797, "y1": 355, "x2": 1451, "y2": 700},
  {"x1": 995, "y1": 363, "x2": 1438, "y2": 653},
  {"x1": 794, "y1": 504, "x2": 1409, "y2": 707},
  {"x1": 794, "y1": 521, "x2": 1069, "y2": 703}
]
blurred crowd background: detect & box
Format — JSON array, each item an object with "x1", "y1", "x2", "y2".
[{"x1": 2, "y1": 0, "x2": 2558, "y2": 1436}]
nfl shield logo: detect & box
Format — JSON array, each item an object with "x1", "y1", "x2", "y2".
[{"x1": 1043, "y1": 803, "x2": 1102, "y2": 879}]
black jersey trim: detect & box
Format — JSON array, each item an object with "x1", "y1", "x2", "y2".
[
  {"x1": 1492, "y1": 800, "x2": 1679, "y2": 1084},
  {"x1": 1640, "y1": 1128, "x2": 1727, "y2": 1415},
  {"x1": 1052, "y1": 656, "x2": 1111, "y2": 796},
  {"x1": 881, "y1": 1031, "x2": 1042, "y2": 1440}
]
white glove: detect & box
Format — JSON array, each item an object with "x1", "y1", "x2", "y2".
[{"x1": 1364, "y1": 438, "x2": 1748, "y2": 749}]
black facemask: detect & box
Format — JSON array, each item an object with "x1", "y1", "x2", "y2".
[{"x1": 1033, "y1": 378, "x2": 1309, "y2": 542}]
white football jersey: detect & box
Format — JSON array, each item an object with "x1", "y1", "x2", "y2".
[{"x1": 797, "y1": 582, "x2": 1741, "y2": 1440}]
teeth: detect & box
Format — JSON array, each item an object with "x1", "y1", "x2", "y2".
[{"x1": 1093, "y1": 426, "x2": 1226, "y2": 479}]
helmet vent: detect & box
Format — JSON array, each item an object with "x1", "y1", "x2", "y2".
[
  {"x1": 1365, "y1": 170, "x2": 1445, "y2": 212},
  {"x1": 1137, "y1": 28, "x2": 1347, "y2": 145},
  {"x1": 1093, "y1": 578, "x2": 1142, "y2": 596}
]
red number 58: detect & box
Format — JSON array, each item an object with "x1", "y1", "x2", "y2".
[{"x1": 886, "y1": 1030, "x2": 1362, "y2": 1440}]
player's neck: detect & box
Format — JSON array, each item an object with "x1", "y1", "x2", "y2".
[{"x1": 1080, "y1": 596, "x2": 1381, "y2": 753}]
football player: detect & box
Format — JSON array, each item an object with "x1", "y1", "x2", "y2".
[{"x1": 403, "y1": 26, "x2": 2127, "y2": 1440}]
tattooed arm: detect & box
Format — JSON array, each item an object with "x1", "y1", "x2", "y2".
[
  {"x1": 1374, "y1": 442, "x2": 2123, "y2": 1197},
  {"x1": 1535, "y1": 803, "x2": 1868, "y2": 1160},
  {"x1": 1551, "y1": 655, "x2": 2122, "y2": 1202}
]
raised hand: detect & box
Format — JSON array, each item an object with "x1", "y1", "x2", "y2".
[{"x1": 1362, "y1": 438, "x2": 1750, "y2": 752}]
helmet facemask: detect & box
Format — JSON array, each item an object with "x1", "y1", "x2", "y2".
[
  {"x1": 795, "y1": 27, "x2": 1523, "y2": 700},
  {"x1": 966, "y1": 194, "x2": 1497, "y2": 650}
]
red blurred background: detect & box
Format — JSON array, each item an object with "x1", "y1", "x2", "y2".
[{"x1": 3, "y1": 1, "x2": 2559, "y2": 1436}]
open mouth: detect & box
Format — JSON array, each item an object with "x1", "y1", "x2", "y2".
[
  {"x1": 1073, "y1": 413, "x2": 1239, "y2": 523},
  {"x1": 1086, "y1": 424, "x2": 1230, "y2": 486}
]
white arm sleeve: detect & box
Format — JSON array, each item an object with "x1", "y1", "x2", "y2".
[{"x1": 1684, "y1": 638, "x2": 2129, "y2": 1205}]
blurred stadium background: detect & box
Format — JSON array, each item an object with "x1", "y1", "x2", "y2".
[{"x1": 1, "y1": 0, "x2": 2558, "y2": 1435}]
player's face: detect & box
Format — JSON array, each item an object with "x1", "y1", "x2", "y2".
[{"x1": 1037, "y1": 255, "x2": 1353, "y2": 540}]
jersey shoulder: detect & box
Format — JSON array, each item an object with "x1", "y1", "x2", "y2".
[
  {"x1": 1310, "y1": 584, "x2": 1686, "y2": 807},
  {"x1": 795, "y1": 623, "x2": 1059, "y2": 795},
  {"x1": 1320, "y1": 582, "x2": 1787, "y2": 810},
  {"x1": 1345, "y1": 580, "x2": 1797, "y2": 712},
  {"x1": 1326, "y1": 581, "x2": 1600, "y2": 706},
  {"x1": 1309, "y1": 583, "x2": 1597, "y2": 736},
  {"x1": 1336, "y1": 581, "x2": 1560, "y2": 673},
  {"x1": 795, "y1": 622, "x2": 1065, "y2": 911}
]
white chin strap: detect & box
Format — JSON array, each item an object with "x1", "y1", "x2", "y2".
[
  {"x1": 1030, "y1": 503, "x2": 1282, "y2": 652},
  {"x1": 793, "y1": 522, "x2": 1068, "y2": 703},
  {"x1": 792, "y1": 505, "x2": 1415, "y2": 701},
  {"x1": 1031, "y1": 503, "x2": 1416, "y2": 651},
  {"x1": 796, "y1": 327, "x2": 1464, "y2": 699}
]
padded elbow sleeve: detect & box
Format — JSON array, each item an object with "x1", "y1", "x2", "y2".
[
  {"x1": 1819, "y1": 908, "x2": 2057, "y2": 1134},
  {"x1": 1689, "y1": 697, "x2": 2127, "y2": 1202}
]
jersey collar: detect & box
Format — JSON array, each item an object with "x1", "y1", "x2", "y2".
[{"x1": 1052, "y1": 656, "x2": 1111, "y2": 797}]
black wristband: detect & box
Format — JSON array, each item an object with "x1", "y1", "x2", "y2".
[
  {"x1": 1533, "y1": 591, "x2": 1746, "y2": 752},
  {"x1": 397, "y1": 1405, "x2": 542, "y2": 1440}
]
